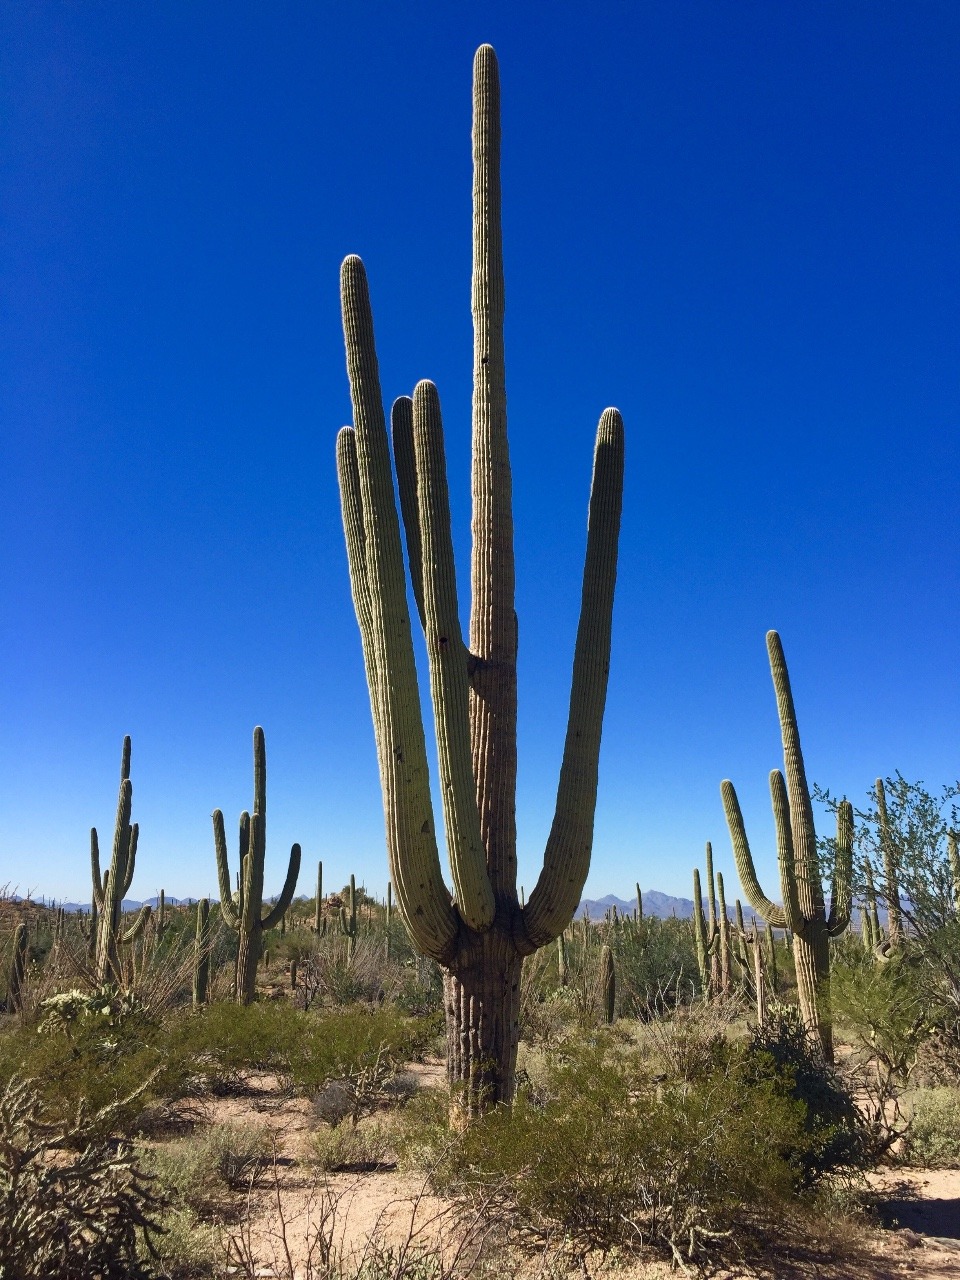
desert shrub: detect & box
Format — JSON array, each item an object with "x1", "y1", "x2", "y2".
[
  {"x1": 142, "y1": 1122, "x2": 272, "y2": 1219},
  {"x1": 902, "y1": 1086, "x2": 960, "y2": 1168},
  {"x1": 639, "y1": 995, "x2": 742, "y2": 1082},
  {"x1": 141, "y1": 1204, "x2": 219, "y2": 1279},
  {"x1": 416, "y1": 1032, "x2": 805, "y2": 1267},
  {"x1": 832, "y1": 945, "x2": 930, "y2": 1081},
  {"x1": 0, "y1": 1074, "x2": 164, "y2": 1278},
  {"x1": 744, "y1": 1003, "x2": 870, "y2": 1185},
  {"x1": 0, "y1": 992, "x2": 198, "y2": 1130},
  {"x1": 611, "y1": 916, "x2": 701, "y2": 1016},
  {"x1": 311, "y1": 1118, "x2": 394, "y2": 1171}
]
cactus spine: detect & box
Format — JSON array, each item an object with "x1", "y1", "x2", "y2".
[
  {"x1": 193, "y1": 898, "x2": 210, "y2": 1006},
  {"x1": 722, "y1": 632, "x2": 852, "y2": 1060},
  {"x1": 6, "y1": 923, "x2": 27, "y2": 1013},
  {"x1": 213, "y1": 727, "x2": 301, "y2": 1005},
  {"x1": 90, "y1": 737, "x2": 152, "y2": 984},
  {"x1": 336, "y1": 46, "x2": 623, "y2": 1112}
]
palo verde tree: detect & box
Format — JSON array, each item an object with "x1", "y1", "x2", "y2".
[
  {"x1": 336, "y1": 46, "x2": 624, "y2": 1112},
  {"x1": 722, "y1": 632, "x2": 853, "y2": 1060}
]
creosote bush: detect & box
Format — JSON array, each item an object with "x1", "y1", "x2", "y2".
[
  {"x1": 901, "y1": 1086, "x2": 960, "y2": 1168},
  {"x1": 408, "y1": 1029, "x2": 839, "y2": 1269}
]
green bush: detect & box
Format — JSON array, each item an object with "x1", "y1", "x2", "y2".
[
  {"x1": 902, "y1": 1086, "x2": 960, "y2": 1167},
  {"x1": 744, "y1": 1003, "x2": 870, "y2": 1186},
  {"x1": 414, "y1": 1032, "x2": 806, "y2": 1266},
  {"x1": 142, "y1": 1121, "x2": 272, "y2": 1218}
]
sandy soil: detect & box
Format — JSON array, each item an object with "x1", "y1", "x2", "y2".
[{"x1": 160, "y1": 1064, "x2": 960, "y2": 1280}]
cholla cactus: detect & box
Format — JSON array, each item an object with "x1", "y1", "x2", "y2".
[
  {"x1": 336, "y1": 45, "x2": 624, "y2": 1113},
  {"x1": 722, "y1": 631, "x2": 852, "y2": 1060},
  {"x1": 213, "y1": 727, "x2": 301, "y2": 1005},
  {"x1": 90, "y1": 737, "x2": 151, "y2": 985}
]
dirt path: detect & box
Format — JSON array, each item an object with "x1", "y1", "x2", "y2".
[{"x1": 180, "y1": 1067, "x2": 960, "y2": 1279}]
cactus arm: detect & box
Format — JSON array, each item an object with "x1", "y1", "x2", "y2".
[
  {"x1": 705, "y1": 842, "x2": 717, "y2": 934},
  {"x1": 390, "y1": 395, "x2": 426, "y2": 631},
  {"x1": 721, "y1": 779, "x2": 788, "y2": 929},
  {"x1": 827, "y1": 800, "x2": 853, "y2": 937},
  {"x1": 769, "y1": 769, "x2": 803, "y2": 932},
  {"x1": 337, "y1": 427, "x2": 386, "y2": 764},
  {"x1": 875, "y1": 778, "x2": 901, "y2": 944},
  {"x1": 261, "y1": 843, "x2": 302, "y2": 930},
  {"x1": 121, "y1": 903, "x2": 151, "y2": 944},
  {"x1": 692, "y1": 868, "x2": 710, "y2": 988},
  {"x1": 523, "y1": 410, "x2": 625, "y2": 949},
  {"x1": 413, "y1": 379, "x2": 495, "y2": 931},
  {"x1": 340, "y1": 254, "x2": 457, "y2": 964},
  {"x1": 122, "y1": 824, "x2": 138, "y2": 896},
  {"x1": 112, "y1": 779, "x2": 133, "y2": 884},
  {"x1": 767, "y1": 631, "x2": 824, "y2": 921},
  {"x1": 212, "y1": 810, "x2": 239, "y2": 928},
  {"x1": 90, "y1": 829, "x2": 105, "y2": 912}
]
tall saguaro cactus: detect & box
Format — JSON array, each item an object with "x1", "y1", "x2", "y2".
[
  {"x1": 721, "y1": 631, "x2": 853, "y2": 1060},
  {"x1": 213, "y1": 727, "x2": 301, "y2": 1005},
  {"x1": 336, "y1": 46, "x2": 624, "y2": 1112},
  {"x1": 90, "y1": 737, "x2": 151, "y2": 984}
]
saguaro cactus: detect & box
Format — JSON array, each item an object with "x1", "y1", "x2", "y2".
[
  {"x1": 722, "y1": 631, "x2": 852, "y2": 1060},
  {"x1": 90, "y1": 737, "x2": 151, "y2": 984},
  {"x1": 875, "y1": 778, "x2": 902, "y2": 947},
  {"x1": 336, "y1": 46, "x2": 624, "y2": 1112},
  {"x1": 213, "y1": 727, "x2": 301, "y2": 1005},
  {"x1": 6, "y1": 923, "x2": 28, "y2": 1014},
  {"x1": 193, "y1": 898, "x2": 210, "y2": 1006},
  {"x1": 338, "y1": 875, "x2": 358, "y2": 960},
  {"x1": 599, "y1": 944, "x2": 616, "y2": 1024}
]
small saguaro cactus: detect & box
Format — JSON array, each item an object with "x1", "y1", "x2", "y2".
[
  {"x1": 6, "y1": 923, "x2": 28, "y2": 1014},
  {"x1": 635, "y1": 883, "x2": 643, "y2": 920},
  {"x1": 338, "y1": 876, "x2": 360, "y2": 960},
  {"x1": 193, "y1": 898, "x2": 210, "y2": 1006},
  {"x1": 90, "y1": 737, "x2": 152, "y2": 985},
  {"x1": 213, "y1": 727, "x2": 301, "y2": 1005},
  {"x1": 722, "y1": 631, "x2": 853, "y2": 1060},
  {"x1": 336, "y1": 45, "x2": 624, "y2": 1113},
  {"x1": 313, "y1": 861, "x2": 323, "y2": 933},
  {"x1": 599, "y1": 943, "x2": 616, "y2": 1024}
]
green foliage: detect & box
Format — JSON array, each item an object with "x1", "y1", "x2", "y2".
[
  {"x1": 745, "y1": 1003, "x2": 870, "y2": 1186},
  {"x1": 0, "y1": 992, "x2": 196, "y2": 1131},
  {"x1": 0, "y1": 1075, "x2": 164, "y2": 1278},
  {"x1": 610, "y1": 915, "x2": 700, "y2": 1015},
  {"x1": 831, "y1": 943, "x2": 930, "y2": 1080},
  {"x1": 902, "y1": 1086, "x2": 960, "y2": 1168},
  {"x1": 142, "y1": 1121, "x2": 272, "y2": 1215},
  {"x1": 416, "y1": 1031, "x2": 808, "y2": 1266}
]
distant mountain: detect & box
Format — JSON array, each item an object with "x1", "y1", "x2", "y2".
[
  {"x1": 575, "y1": 891, "x2": 698, "y2": 921},
  {"x1": 13, "y1": 894, "x2": 199, "y2": 914}
]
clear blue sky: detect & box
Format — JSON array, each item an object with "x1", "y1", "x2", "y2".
[{"x1": 2, "y1": 2, "x2": 957, "y2": 907}]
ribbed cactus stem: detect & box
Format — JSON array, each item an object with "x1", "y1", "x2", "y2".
[
  {"x1": 193, "y1": 898, "x2": 210, "y2": 1006},
  {"x1": 722, "y1": 632, "x2": 852, "y2": 1059},
  {"x1": 949, "y1": 831, "x2": 960, "y2": 918},
  {"x1": 212, "y1": 727, "x2": 301, "y2": 1004},
  {"x1": 864, "y1": 860, "x2": 882, "y2": 951},
  {"x1": 385, "y1": 879, "x2": 392, "y2": 960},
  {"x1": 635, "y1": 883, "x2": 643, "y2": 920},
  {"x1": 557, "y1": 930, "x2": 568, "y2": 986},
  {"x1": 765, "y1": 921, "x2": 778, "y2": 992},
  {"x1": 336, "y1": 45, "x2": 624, "y2": 1111},
  {"x1": 600, "y1": 943, "x2": 615, "y2": 1024},
  {"x1": 6, "y1": 923, "x2": 28, "y2": 1014},
  {"x1": 875, "y1": 779, "x2": 901, "y2": 947},
  {"x1": 716, "y1": 871, "x2": 732, "y2": 997}
]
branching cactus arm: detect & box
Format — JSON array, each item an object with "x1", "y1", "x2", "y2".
[
  {"x1": 339, "y1": 256, "x2": 459, "y2": 964},
  {"x1": 391, "y1": 395, "x2": 426, "y2": 632},
  {"x1": 413, "y1": 379, "x2": 495, "y2": 930},
  {"x1": 721, "y1": 779, "x2": 789, "y2": 930},
  {"x1": 212, "y1": 809, "x2": 240, "y2": 929},
  {"x1": 262, "y1": 844, "x2": 302, "y2": 930},
  {"x1": 523, "y1": 409, "x2": 624, "y2": 948}
]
